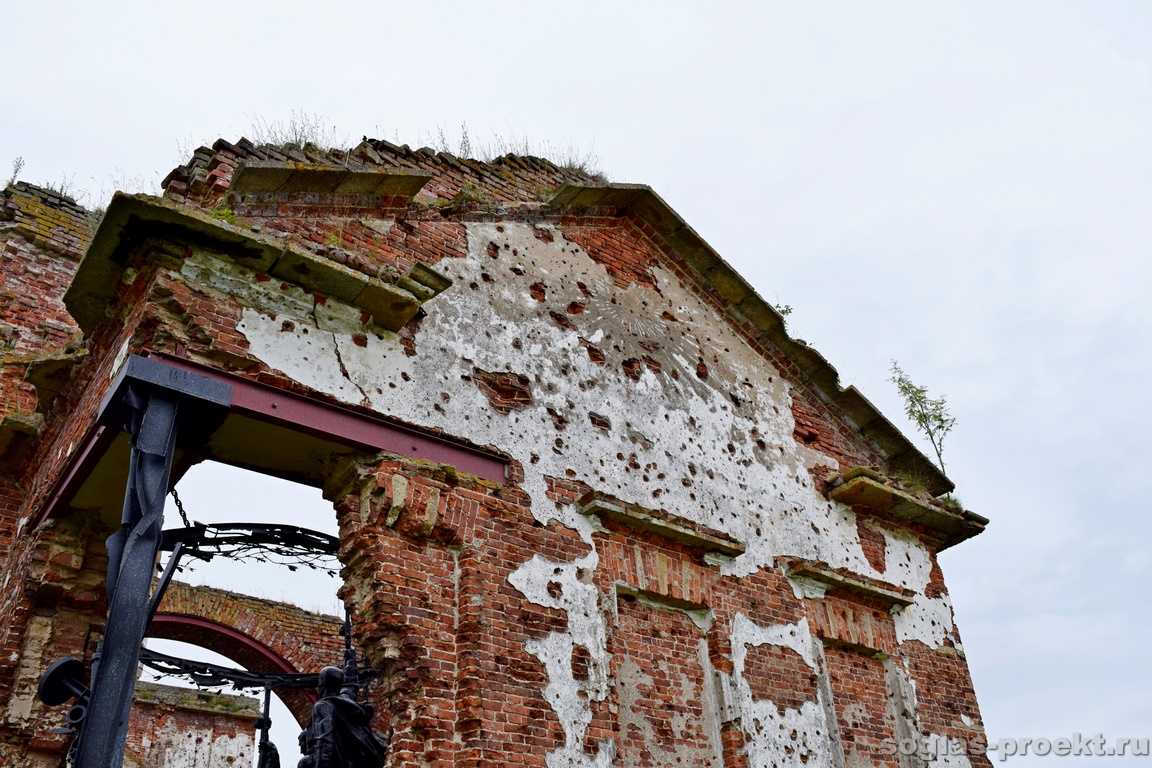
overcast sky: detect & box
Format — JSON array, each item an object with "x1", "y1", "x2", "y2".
[{"x1": 6, "y1": 1, "x2": 1151, "y2": 765}]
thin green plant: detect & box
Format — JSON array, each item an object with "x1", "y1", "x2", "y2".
[{"x1": 889, "y1": 360, "x2": 955, "y2": 476}]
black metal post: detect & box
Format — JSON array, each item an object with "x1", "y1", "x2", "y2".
[
  {"x1": 256, "y1": 685, "x2": 281, "y2": 768},
  {"x1": 145, "y1": 540, "x2": 184, "y2": 625},
  {"x1": 76, "y1": 390, "x2": 179, "y2": 767},
  {"x1": 67, "y1": 356, "x2": 230, "y2": 768}
]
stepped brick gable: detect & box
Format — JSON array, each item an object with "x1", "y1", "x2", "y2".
[{"x1": 0, "y1": 138, "x2": 989, "y2": 768}]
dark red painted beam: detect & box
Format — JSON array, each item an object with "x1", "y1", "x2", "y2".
[
  {"x1": 35, "y1": 351, "x2": 509, "y2": 528},
  {"x1": 36, "y1": 423, "x2": 117, "y2": 530},
  {"x1": 147, "y1": 352, "x2": 508, "y2": 483}
]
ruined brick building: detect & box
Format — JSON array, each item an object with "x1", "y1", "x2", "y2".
[{"x1": 0, "y1": 138, "x2": 990, "y2": 767}]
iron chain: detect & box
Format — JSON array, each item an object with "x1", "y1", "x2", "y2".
[{"x1": 169, "y1": 488, "x2": 191, "y2": 527}]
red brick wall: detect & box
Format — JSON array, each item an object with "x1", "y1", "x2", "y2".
[
  {"x1": 0, "y1": 147, "x2": 991, "y2": 768},
  {"x1": 825, "y1": 647, "x2": 899, "y2": 768},
  {"x1": 124, "y1": 682, "x2": 258, "y2": 768}
]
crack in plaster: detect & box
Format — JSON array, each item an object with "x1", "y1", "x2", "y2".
[
  {"x1": 218, "y1": 222, "x2": 961, "y2": 760},
  {"x1": 331, "y1": 332, "x2": 371, "y2": 406},
  {"x1": 310, "y1": 294, "x2": 371, "y2": 406}
]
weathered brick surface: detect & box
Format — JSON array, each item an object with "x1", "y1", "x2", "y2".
[
  {"x1": 612, "y1": 597, "x2": 721, "y2": 766},
  {"x1": 124, "y1": 682, "x2": 258, "y2": 768},
  {"x1": 152, "y1": 582, "x2": 343, "y2": 724},
  {"x1": 1, "y1": 183, "x2": 90, "y2": 260},
  {"x1": 825, "y1": 647, "x2": 899, "y2": 768},
  {"x1": 0, "y1": 183, "x2": 86, "y2": 516},
  {"x1": 0, "y1": 247, "x2": 162, "y2": 763},
  {"x1": 901, "y1": 640, "x2": 989, "y2": 762},
  {"x1": 0, "y1": 142, "x2": 990, "y2": 768},
  {"x1": 0, "y1": 511, "x2": 108, "y2": 765}
]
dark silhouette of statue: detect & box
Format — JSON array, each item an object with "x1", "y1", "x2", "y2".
[
  {"x1": 298, "y1": 666, "x2": 388, "y2": 768},
  {"x1": 257, "y1": 738, "x2": 281, "y2": 768}
]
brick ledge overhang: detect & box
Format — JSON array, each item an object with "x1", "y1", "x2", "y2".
[
  {"x1": 829, "y1": 469, "x2": 988, "y2": 549},
  {"x1": 549, "y1": 183, "x2": 955, "y2": 498},
  {"x1": 580, "y1": 490, "x2": 746, "y2": 557},
  {"x1": 780, "y1": 557, "x2": 916, "y2": 608},
  {"x1": 64, "y1": 190, "x2": 450, "y2": 337}
]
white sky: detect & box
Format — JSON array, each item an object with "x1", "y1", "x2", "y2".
[{"x1": 6, "y1": 1, "x2": 1151, "y2": 764}]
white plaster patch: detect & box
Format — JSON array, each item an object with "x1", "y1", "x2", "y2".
[
  {"x1": 882, "y1": 527, "x2": 935, "y2": 590},
  {"x1": 154, "y1": 726, "x2": 253, "y2": 768},
  {"x1": 920, "y1": 734, "x2": 976, "y2": 768},
  {"x1": 109, "y1": 338, "x2": 131, "y2": 381},
  {"x1": 730, "y1": 614, "x2": 833, "y2": 768},
  {"x1": 509, "y1": 553, "x2": 614, "y2": 767},
  {"x1": 894, "y1": 592, "x2": 958, "y2": 649}
]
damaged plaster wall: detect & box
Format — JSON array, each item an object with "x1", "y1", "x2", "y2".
[
  {"x1": 212, "y1": 221, "x2": 961, "y2": 762},
  {"x1": 225, "y1": 222, "x2": 941, "y2": 586},
  {"x1": 125, "y1": 718, "x2": 254, "y2": 768},
  {"x1": 507, "y1": 553, "x2": 614, "y2": 768},
  {"x1": 729, "y1": 614, "x2": 834, "y2": 768}
]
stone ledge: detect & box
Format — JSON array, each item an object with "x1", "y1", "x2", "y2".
[
  {"x1": 580, "y1": 491, "x2": 746, "y2": 557},
  {"x1": 614, "y1": 584, "x2": 714, "y2": 632},
  {"x1": 133, "y1": 681, "x2": 261, "y2": 718},
  {"x1": 828, "y1": 469, "x2": 988, "y2": 549},
  {"x1": 781, "y1": 557, "x2": 915, "y2": 608},
  {"x1": 65, "y1": 193, "x2": 451, "y2": 335}
]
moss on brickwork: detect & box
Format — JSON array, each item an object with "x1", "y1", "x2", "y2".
[
  {"x1": 132, "y1": 682, "x2": 260, "y2": 718},
  {"x1": 2, "y1": 183, "x2": 91, "y2": 259}
]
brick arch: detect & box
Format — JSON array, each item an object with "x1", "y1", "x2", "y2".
[{"x1": 147, "y1": 581, "x2": 344, "y2": 725}]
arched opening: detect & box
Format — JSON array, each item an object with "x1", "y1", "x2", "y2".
[
  {"x1": 146, "y1": 614, "x2": 310, "y2": 723},
  {"x1": 139, "y1": 461, "x2": 348, "y2": 767}
]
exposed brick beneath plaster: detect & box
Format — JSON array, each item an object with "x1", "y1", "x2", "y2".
[{"x1": 0, "y1": 151, "x2": 989, "y2": 768}]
